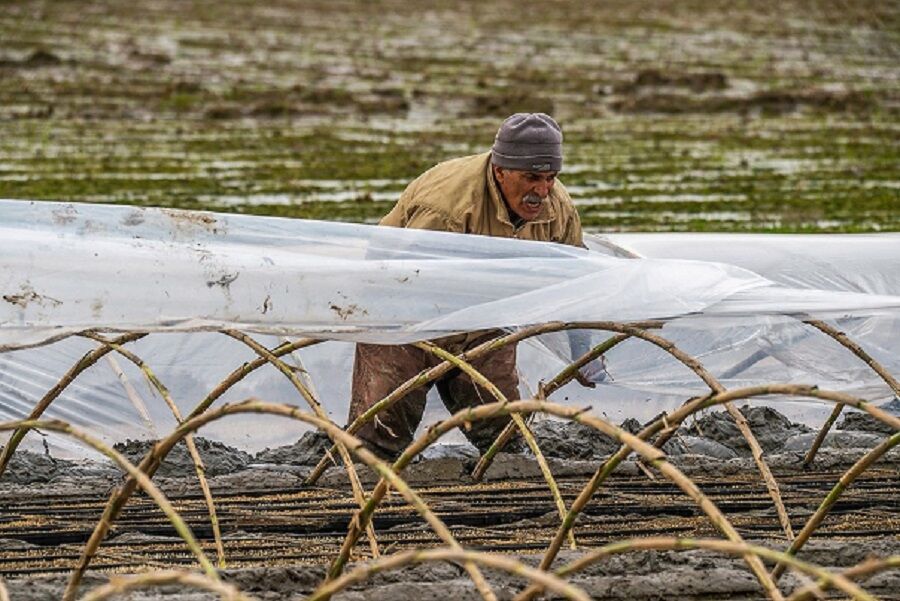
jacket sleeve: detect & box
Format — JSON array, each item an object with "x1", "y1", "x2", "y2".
[
  {"x1": 404, "y1": 204, "x2": 465, "y2": 233},
  {"x1": 380, "y1": 174, "x2": 464, "y2": 233},
  {"x1": 563, "y1": 205, "x2": 585, "y2": 249},
  {"x1": 551, "y1": 182, "x2": 585, "y2": 249},
  {"x1": 380, "y1": 192, "x2": 464, "y2": 233}
]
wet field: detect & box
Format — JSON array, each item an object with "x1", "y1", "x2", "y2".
[{"x1": 0, "y1": 0, "x2": 898, "y2": 232}]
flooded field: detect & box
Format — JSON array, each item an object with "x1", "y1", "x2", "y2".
[{"x1": 0, "y1": 0, "x2": 897, "y2": 232}]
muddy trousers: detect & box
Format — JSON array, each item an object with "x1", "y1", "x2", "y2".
[{"x1": 348, "y1": 336, "x2": 520, "y2": 459}]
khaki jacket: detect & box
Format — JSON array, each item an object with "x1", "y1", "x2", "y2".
[{"x1": 380, "y1": 152, "x2": 583, "y2": 247}]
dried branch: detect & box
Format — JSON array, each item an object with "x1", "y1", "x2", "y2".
[
  {"x1": 0, "y1": 419, "x2": 217, "y2": 582},
  {"x1": 531, "y1": 383, "x2": 898, "y2": 601},
  {"x1": 82, "y1": 332, "x2": 227, "y2": 568},
  {"x1": 221, "y1": 330, "x2": 380, "y2": 559},
  {"x1": 772, "y1": 430, "x2": 900, "y2": 581},
  {"x1": 63, "y1": 337, "x2": 321, "y2": 600},
  {"x1": 305, "y1": 321, "x2": 662, "y2": 485},
  {"x1": 802, "y1": 402, "x2": 844, "y2": 468},
  {"x1": 308, "y1": 547, "x2": 591, "y2": 601},
  {"x1": 787, "y1": 555, "x2": 900, "y2": 601},
  {"x1": 416, "y1": 341, "x2": 576, "y2": 549},
  {"x1": 515, "y1": 537, "x2": 874, "y2": 601},
  {"x1": 0, "y1": 332, "x2": 146, "y2": 477},
  {"x1": 79, "y1": 570, "x2": 253, "y2": 601},
  {"x1": 327, "y1": 398, "x2": 778, "y2": 601},
  {"x1": 800, "y1": 318, "x2": 900, "y2": 467},
  {"x1": 473, "y1": 332, "x2": 632, "y2": 480}
]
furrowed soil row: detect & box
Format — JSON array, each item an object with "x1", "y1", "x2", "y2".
[{"x1": 1, "y1": 470, "x2": 895, "y2": 577}]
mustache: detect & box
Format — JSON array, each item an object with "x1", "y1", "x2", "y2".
[{"x1": 523, "y1": 192, "x2": 544, "y2": 206}]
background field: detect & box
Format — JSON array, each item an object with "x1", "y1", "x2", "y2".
[{"x1": 1, "y1": 0, "x2": 898, "y2": 232}]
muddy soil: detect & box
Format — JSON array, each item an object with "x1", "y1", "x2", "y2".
[
  {"x1": 529, "y1": 406, "x2": 817, "y2": 462},
  {"x1": 6, "y1": 539, "x2": 900, "y2": 600},
  {"x1": 2, "y1": 463, "x2": 899, "y2": 600},
  {"x1": 678, "y1": 406, "x2": 813, "y2": 456},
  {"x1": 838, "y1": 397, "x2": 900, "y2": 434},
  {"x1": 3, "y1": 405, "x2": 896, "y2": 495},
  {"x1": 254, "y1": 431, "x2": 332, "y2": 467},
  {"x1": 1, "y1": 449, "x2": 120, "y2": 486},
  {"x1": 113, "y1": 437, "x2": 253, "y2": 478}
]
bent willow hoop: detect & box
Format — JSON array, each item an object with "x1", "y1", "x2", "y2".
[{"x1": 0, "y1": 322, "x2": 896, "y2": 601}]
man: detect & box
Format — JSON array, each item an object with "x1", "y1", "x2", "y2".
[{"x1": 349, "y1": 113, "x2": 587, "y2": 460}]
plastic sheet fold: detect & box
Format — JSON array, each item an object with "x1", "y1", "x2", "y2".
[
  {"x1": 1, "y1": 199, "x2": 898, "y2": 456},
  {"x1": 3, "y1": 200, "x2": 898, "y2": 347}
]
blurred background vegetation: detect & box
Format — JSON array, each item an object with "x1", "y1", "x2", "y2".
[{"x1": 0, "y1": 0, "x2": 897, "y2": 232}]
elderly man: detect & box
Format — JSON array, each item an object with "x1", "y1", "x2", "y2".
[{"x1": 349, "y1": 113, "x2": 586, "y2": 459}]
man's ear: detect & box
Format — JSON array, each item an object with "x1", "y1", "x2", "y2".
[{"x1": 492, "y1": 165, "x2": 505, "y2": 182}]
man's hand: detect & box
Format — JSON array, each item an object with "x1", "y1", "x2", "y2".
[
  {"x1": 574, "y1": 356, "x2": 611, "y2": 388},
  {"x1": 567, "y1": 330, "x2": 613, "y2": 388}
]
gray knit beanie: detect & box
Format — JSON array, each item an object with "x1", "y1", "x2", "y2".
[{"x1": 491, "y1": 113, "x2": 563, "y2": 172}]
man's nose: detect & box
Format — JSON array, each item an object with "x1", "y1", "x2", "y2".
[{"x1": 534, "y1": 181, "x2": 551, "y2": 197}]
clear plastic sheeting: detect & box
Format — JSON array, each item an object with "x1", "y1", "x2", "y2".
[
  {"x1": 1, "y1": 199, "x2": 898, "y2": 457},
  {"x1": 602, "y1": 233, "x2": 900, "y2": 296},
  {"x1": 3, "y1": 200, "x2": 899, "y2": 348}
]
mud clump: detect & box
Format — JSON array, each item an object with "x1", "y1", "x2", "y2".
[
  {"x1": 662, "y1": 435, "x2": 738, "y2": 460},
  {"x1": 113, "y1": 437, "x2": 251, "y2": 478},
  {"x1": 782, "y1": 430, "x2": 886, "y2": 454},
  {"x1": 526, "y1": 412, "x2": 744, "y2": 463},
  {"x1": 838, "y1": 397, "x2": 900, "y2": 434},
  {"x1": 0, "y1": 449, "x2": 74, "y2": 485},
  {"x1": 254, "y1": 430, "x2": 332, "y2": 466},
  {"x1": 881, "y1": 397, "x2": 900, "y2": 414},
  {"x1": 528, "y1": 418, "x2": 620, "y2": 460},
  {"x1": 619, "y1": 417, "x2": 643, "y2": 435},
  {"x1": 685, "y1": 406, "x2": 811, "y2": 456},
  {"x1": 838, "y1": 411, "x2": 895, "y2": 434},
  {"x1": 523, "y1": 414, "x2": 746, "y2": 462},
  {"x1": 621, "y1": 69, "x2": 729, "y2": 93},
  {"x1": 0, "y1": 449, "x2": 119, "y2": 489},
  {"x1": 418, "y1": 442, "x2": 479, "y2": 462}
]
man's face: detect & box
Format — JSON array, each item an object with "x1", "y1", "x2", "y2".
[{"x1": 493, "y1": 166, "x2": 558, "y2": 222}]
